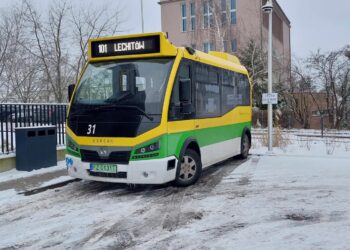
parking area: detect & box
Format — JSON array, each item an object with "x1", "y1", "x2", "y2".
[{"x1": 1, "y1": 153, "x2": 350, "y2": 249}]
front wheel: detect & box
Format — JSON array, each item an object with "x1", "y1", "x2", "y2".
[
  {"x1": 174, "y1": 149, "x2": 202, "y2": 187},
  {"x1": 240, "y1": 133, "x2": 250, "y2": 159}
]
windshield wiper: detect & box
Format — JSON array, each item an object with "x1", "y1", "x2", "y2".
[{"x1": 93, "y1": 104, "x2": 154, "y2": 121}]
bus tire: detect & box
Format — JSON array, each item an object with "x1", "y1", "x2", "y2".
[
  {"x1": 240, "y1": 133, "x2": 250, "y2": 159},
  {"x1": 174, "y1": 149, "x2": 202, "y2": 187}
]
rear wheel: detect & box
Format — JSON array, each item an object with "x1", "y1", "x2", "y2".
[
  {"x1": 240, "y1": 133, "x2": 250, "y2": 159},
  {"x1": 174, "y1": 149, "x2": 202, "y2": 187}
]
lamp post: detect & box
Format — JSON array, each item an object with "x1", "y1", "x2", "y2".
[
  {"x1": 262, "y1": 0, "x2": 273, "y2": 151},
  {"x1": 141, "y1": 0, "x2": 145, "y2": 33}
]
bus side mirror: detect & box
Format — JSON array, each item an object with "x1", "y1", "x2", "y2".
[
  {"x1": 68, "y1": 84, "x2": 75, "y2": 101},
  {"x1": 179, "y1": 78, "x2": 192, "y2": 114}
]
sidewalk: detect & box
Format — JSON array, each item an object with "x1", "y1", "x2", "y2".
[
  {"x1": 213, "y1": 153, "x2": 350, "y2": 250},
  {"x1": 0, "y1": 161, "x2": 71, "y2": 192}
]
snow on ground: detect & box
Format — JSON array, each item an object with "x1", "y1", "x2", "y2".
[
  {"x1": 251, "y1": 129, "x2": 350, "y2": 157},
  {"x1": 0, "y1": 161, "x2": 66, "y2": 183},
  {"x1": 0, "y1": 130, "x2": 350, "y2": 249},
  {"x1": 193, "y1": 156, "x2": 350, "y2": 250},
  {"x1": 39, "y1": 175, "x2": 74, "y2": 187}
]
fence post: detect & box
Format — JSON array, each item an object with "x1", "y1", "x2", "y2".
[{"x1": 321, "y1": 114, "x2": 324, "y2": 138}]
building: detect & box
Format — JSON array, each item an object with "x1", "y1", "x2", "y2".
[
  {"x1": 289, "y1": 92, "x2": 332, "y2": 130},
  {"x1": 159, "y1": 0, "x2": 291, "y2": 77}
]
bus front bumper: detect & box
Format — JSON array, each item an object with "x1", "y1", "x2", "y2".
[{"x1": 65, "y1": 155, "x2": 178, "y2": 184}]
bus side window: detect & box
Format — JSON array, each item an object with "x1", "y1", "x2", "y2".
[
  {"x1": 169, "y1": 63, "x2": 192, "y2": 121},
  {"x1": 221, "y1": 70, "x2": 234, "y2": 114},
  {"x1": 242, "y1": 75, "x2": 251, "y2": 106},
  {"x1": 196, "y1": 65, "x2": 220, "y2": 118}
]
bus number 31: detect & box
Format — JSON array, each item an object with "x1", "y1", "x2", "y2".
[{"x1": 87, "y1": 124, "x2": 96, "y2": 135}]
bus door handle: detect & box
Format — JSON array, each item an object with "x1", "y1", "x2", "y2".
[{"x1": 195, "y1": 125, "x2": 200, "y2": 129}]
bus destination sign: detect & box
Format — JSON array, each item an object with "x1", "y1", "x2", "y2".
[{"x1": 90, "y1": 35, "x2": 160, "y2": 58}]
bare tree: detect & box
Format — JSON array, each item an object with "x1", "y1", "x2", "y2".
[
  {"x1": 4, "y1": 53, "x2": 43, "y2": 103},
  {"x1": 281, "y1": 60, "x2": 315, "y2": 128},
  {"x1": 0, "y1": 0, "x2": 125, "y2": 103},
  {"x1": 308, "y1": 47, "x2": 350, "y2": 129},
  {"x1": 0, "y1": 9, "x2": 14, "y2": 100},
  {"x1": 22, "y1": 0, "x2": 72, "y2": 103},
  {"x1": 69, "y1": 4, "x2": 123, "y2": 83},
  {"x1": 238, "y1": 39, "x2": 267, "y2": 106},
  {"x1": 0, "y1": 3, "x2": 45, "y2": 102}
]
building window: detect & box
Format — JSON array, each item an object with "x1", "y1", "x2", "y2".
[
  {"x1": 190, "y1": 2, "x2": 196, "y2": 31},
  {"x1": 181, "y1": 3, "x2": 187, "y2": 32},
  {"x1": 203, "y1": 42, "x2": 215, "y2": 53},
  {"x1": 231, "y1": 39, "x2": 237, "y2": 52},
  {"x1": 204, "y1": 42, "x2": 209, "y2": 53},
  {"x1": 221, "y1": 0, "x2": 227, "y2": 26},
  {"x1": 203, "y1": 0, "x2": 213, "y2": 29},
  {"x1": 312, "y1": 110, "x2": 329, "y2": 117},
  {"x1": 223, "y1": 41, "x2": 228, "y2": 52},
  {"x1": 230, "y1": 0, "x2": 237, "y2": 25}
]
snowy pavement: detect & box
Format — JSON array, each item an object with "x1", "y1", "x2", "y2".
[
  {"x1": 1, "y1": 151, "x2": 350, "y2": 249},
  {"x1": 0, "y1": 161, "x2": 69, "y2": 192}
]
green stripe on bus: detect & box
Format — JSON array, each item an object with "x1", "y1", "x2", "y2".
[
  {"x1": 66, "y1": 147, "x2": 80, "y2": 158},
  {"x1": 68, "y1": 121, "x2": 251, "y2": 162},
  {"x1": 130, "y1": 121, "x2": 251, "y2": 161},
  {"x1": 167, "y1": 121, "x2": 251, "y2": 158}
]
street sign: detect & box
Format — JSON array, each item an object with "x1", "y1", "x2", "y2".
[{"x1": 262, "y1": 93, "x2": 278, "y2": 104}]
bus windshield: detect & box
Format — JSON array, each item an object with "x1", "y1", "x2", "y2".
[{"x1": 72, "y1": 58, "x2": 174, "y2": 115}]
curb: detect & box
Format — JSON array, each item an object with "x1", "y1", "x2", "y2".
[{"x1": 0, "y1": 148, "x2": 66, "y2": 173}]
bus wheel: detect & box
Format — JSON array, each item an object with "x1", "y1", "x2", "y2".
[
  {"x1": 175, "y1": 149, "x2": 202, "y2": 187},
  {"x1": 240, "y1": 133, "x2": 250, "y2": 159}
]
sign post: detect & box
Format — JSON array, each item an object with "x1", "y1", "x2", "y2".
[
  {"x1": 262, "y1": 93, "x2": 278, "y2": 105},
  {"x1": 262, "y1": 92, "x2": 277, "y2": 151},
  {"x1": 262, "y1": 0, "x2": 274, "y2": 152}
]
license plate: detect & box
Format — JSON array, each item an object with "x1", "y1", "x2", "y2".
[{"x1": 90, "y1": 163, "x2": 117, "y2": 173}]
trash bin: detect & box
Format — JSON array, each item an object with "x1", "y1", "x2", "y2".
[{"x1": 15, "y1": 126, "x2": 57, "y2": 171}]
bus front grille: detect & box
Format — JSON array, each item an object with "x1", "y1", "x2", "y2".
[{"x1": 80, "y1": 149, "x2": 131, "y2": 164}]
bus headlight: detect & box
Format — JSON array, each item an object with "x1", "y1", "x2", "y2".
[
  {"x1": 135, "y1": 141, "x2": 160, "y2": 154},
  {"x1": 67, "y1": 137, "x2": 79, "y2": 152}
]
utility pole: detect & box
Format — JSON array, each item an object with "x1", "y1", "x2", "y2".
[
  {"x1": 141, "y1": 0, "x2": 144, "y2": 33},
  {"x1": 262, "y1": 0, "x2": 274, "y2": 151}
]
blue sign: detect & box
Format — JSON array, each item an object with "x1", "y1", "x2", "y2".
[{"x1": 66, "y1": 157, "x2": 73, "y2": 169}]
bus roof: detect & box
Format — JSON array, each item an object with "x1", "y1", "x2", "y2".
[
  {"x1": 181, "y1": 48, "x2": 248, "y2": 75},
  {"x1": 88, "y1": 32, "x2": 248, "y2": 75}
]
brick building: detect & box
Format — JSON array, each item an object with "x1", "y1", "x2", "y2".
[
  {"x1": 159, "y1": 0, "x2": 291, "y2": 71},
  {"x1": 290, "y1": 93, "x2": 332, "y2": 129}
]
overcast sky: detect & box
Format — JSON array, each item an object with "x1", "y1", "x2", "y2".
[
  {"x1": 1, "y1": 0, "x2": 349, "y2": 58},
  {"x1": 278, "y1": 0, "x2": 350, "y2": 57}
]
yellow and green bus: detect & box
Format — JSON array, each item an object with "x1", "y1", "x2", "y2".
[{"x1": 66, "y1": 32, "x2": 252, "y2": 186}]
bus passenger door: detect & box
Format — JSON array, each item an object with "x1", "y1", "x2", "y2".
[{"x1": 168, "y1": 61, "x2": 196, "y2": 159}]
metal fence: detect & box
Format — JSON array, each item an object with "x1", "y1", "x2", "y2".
[{"x1": 0, "y1": 103, "x2": 68, "y2": 154}]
